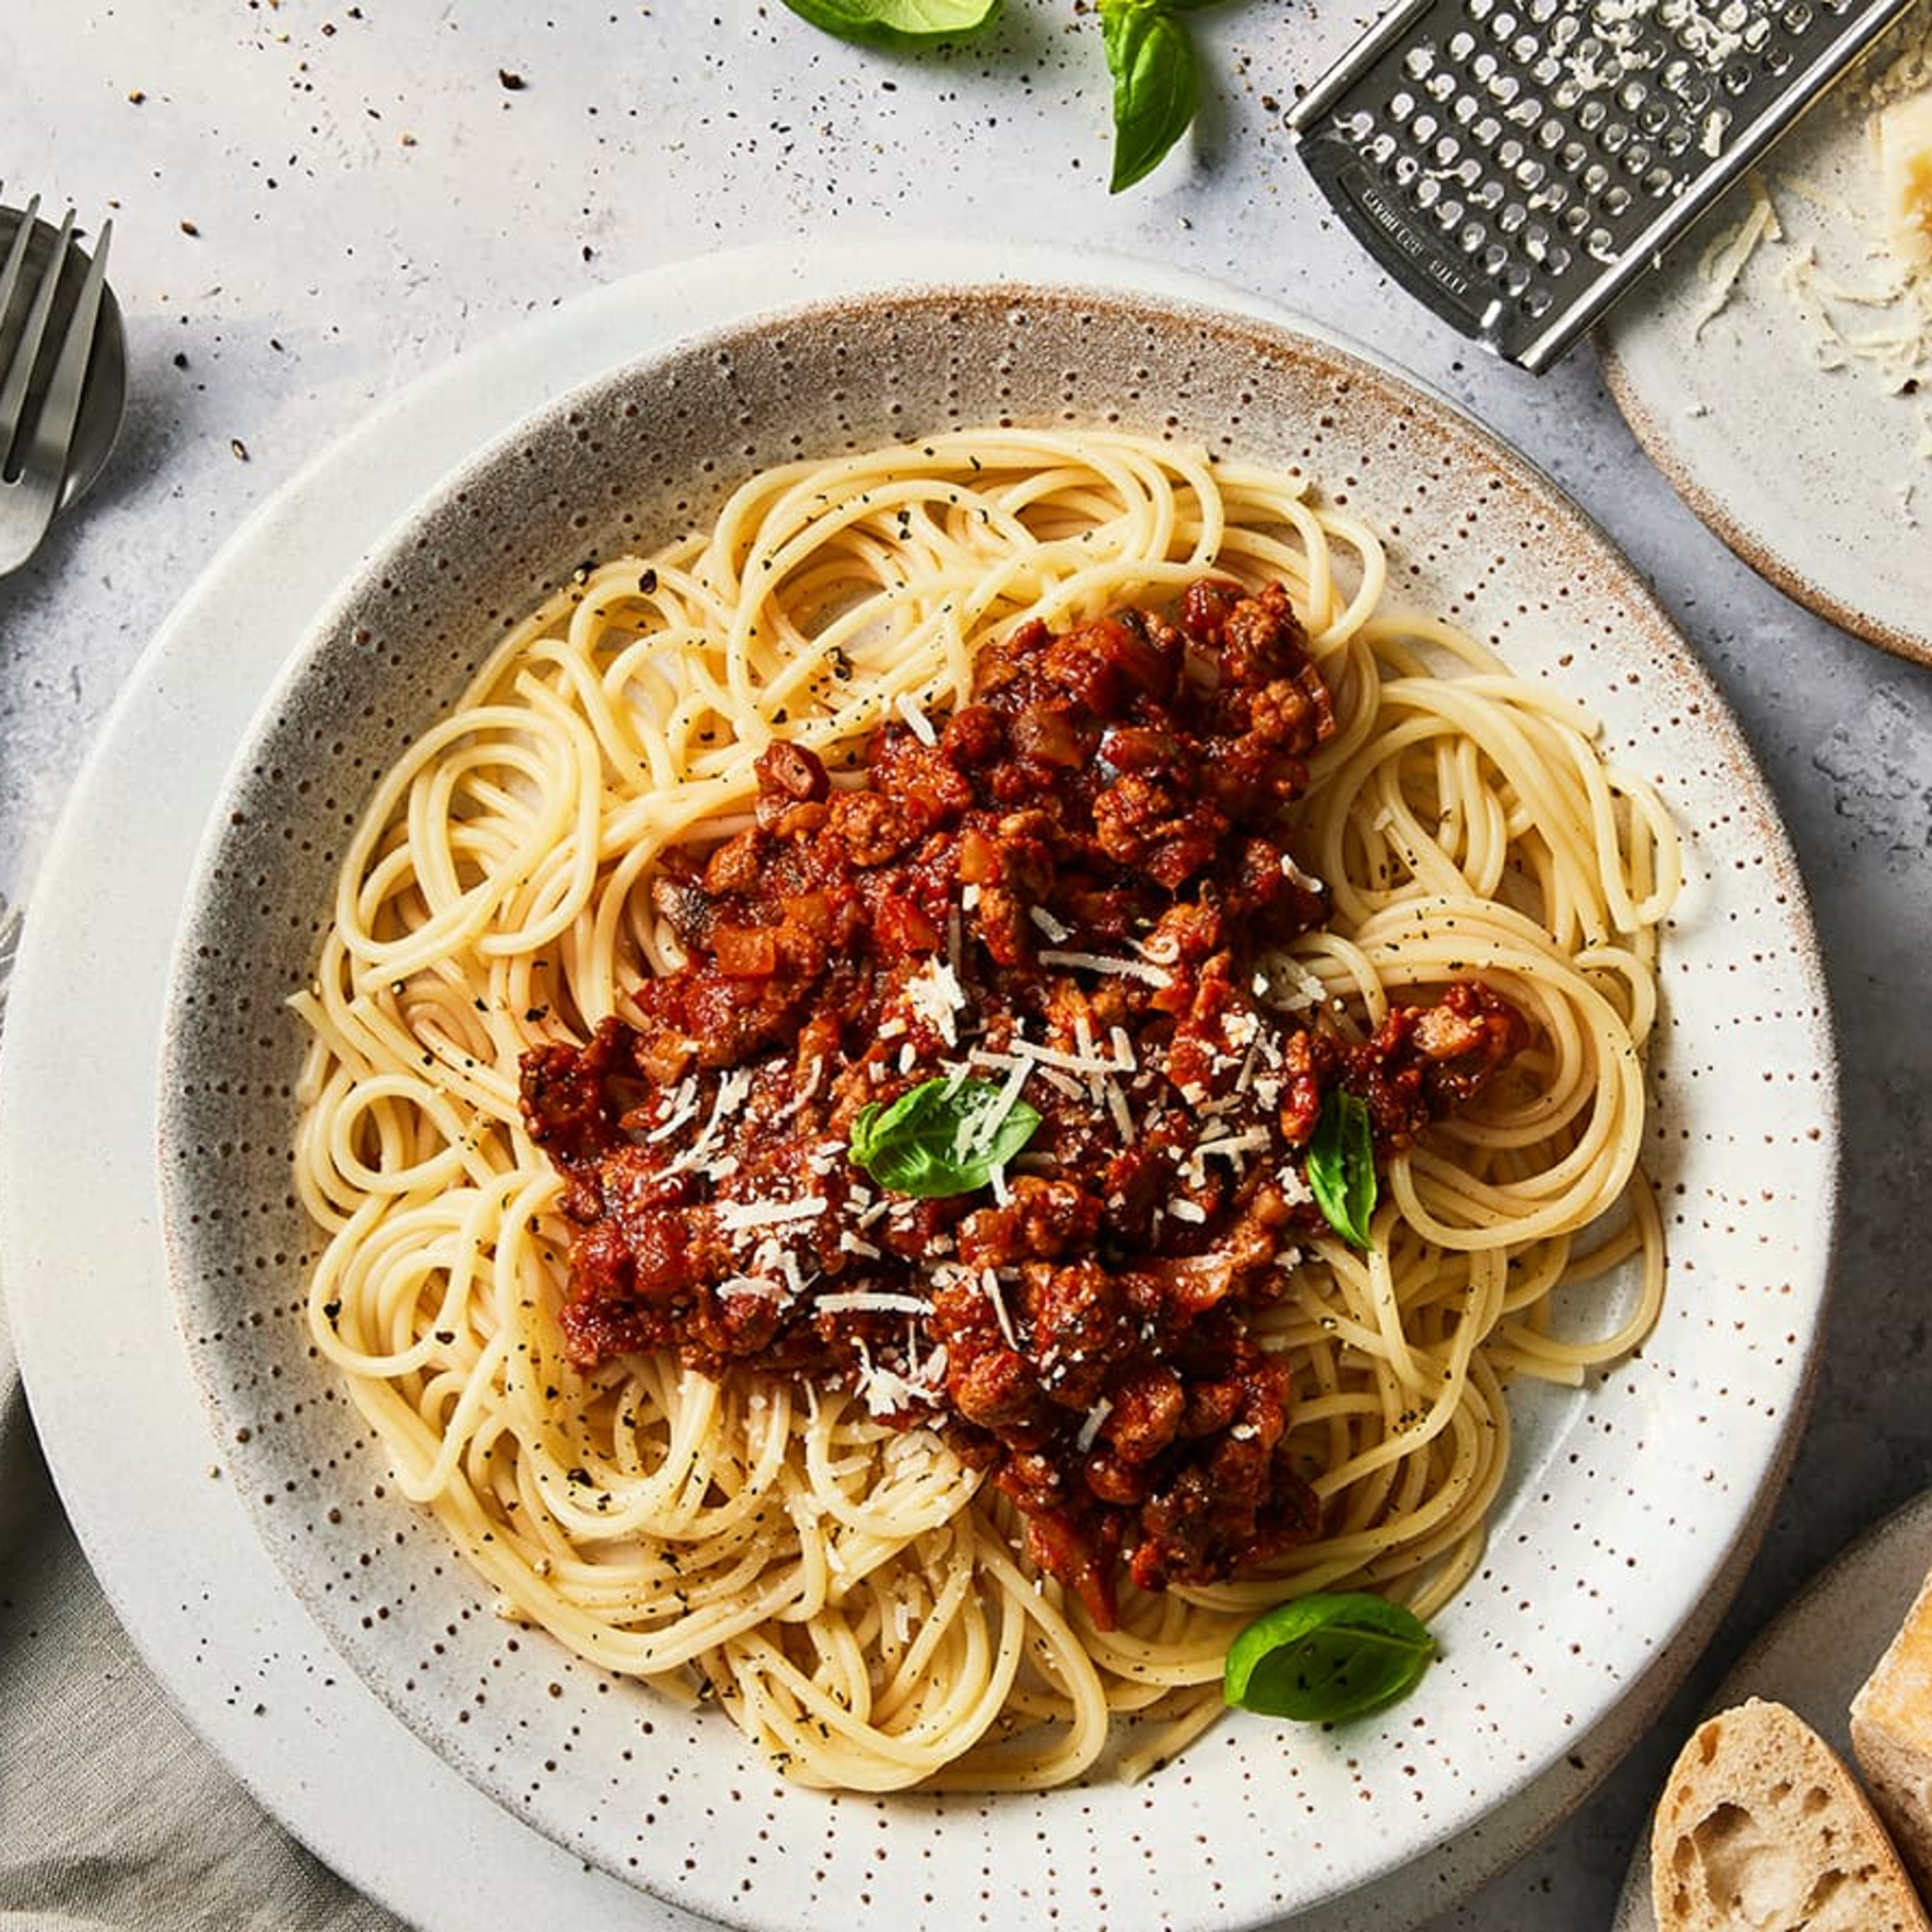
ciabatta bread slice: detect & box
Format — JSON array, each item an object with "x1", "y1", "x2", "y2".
[
  {"x1": 1853, "y1": 1566, "x2": 1932, "y2": 1901},
  {"x1": 1651, "y1": 1696, "x2": 1930, "y2": 1931}
]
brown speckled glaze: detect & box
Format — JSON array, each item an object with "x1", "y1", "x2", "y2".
[{"x1": 157, "y1": 286, "x2": 1836, "y2": 1932}]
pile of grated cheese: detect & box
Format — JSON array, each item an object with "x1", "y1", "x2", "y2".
[{"x1": 1687, "y1": 0, "x2": 1932, "y2": 490}]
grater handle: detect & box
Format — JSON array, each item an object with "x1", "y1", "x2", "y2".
[{"x1": 1293, "y1": 129, "x2": 1509, "y2": 343}]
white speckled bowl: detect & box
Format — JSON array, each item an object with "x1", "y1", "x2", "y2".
[{"x1": 157, "y1": 284, "x2": 1836, "y2": 1932}]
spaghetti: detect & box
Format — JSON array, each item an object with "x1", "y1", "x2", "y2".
[{"x1": 293, "y1": 426, "x2": 1681, "y2": 1793}]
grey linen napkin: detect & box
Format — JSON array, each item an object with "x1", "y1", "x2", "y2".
[{"x1": 0, "y1": 1233, "x2": 409, "y2": 1931}]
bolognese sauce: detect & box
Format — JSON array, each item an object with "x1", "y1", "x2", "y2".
[{"x1": 520, "y1": 579, "x2": 1527, "y2": 1629}]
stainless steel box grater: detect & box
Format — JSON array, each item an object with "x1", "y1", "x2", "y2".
[{"x1": 1287, "y1": 0, "x2": 1919, "y2": 371}]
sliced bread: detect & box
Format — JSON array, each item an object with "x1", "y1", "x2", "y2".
[
  {"x1": 1853, "y1": 1566, "x2": 1932, "y2": 1901},
  {"x1": 1651, "y1": 1696, "x2": 1931, "y2": 1932}
]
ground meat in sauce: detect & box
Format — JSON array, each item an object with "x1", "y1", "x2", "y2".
[{"x1": 519, "y1": 579, "x2": 1529, "y2": 1629}]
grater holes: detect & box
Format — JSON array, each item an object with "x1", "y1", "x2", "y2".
[
  {"x1": 1600, "y1": 119, "x2": 1631, "y2": 154},
  {"x1": 1367, "y1": 130, "x2": 1401, "y2": 165},
  {"x1": 1560, "y1": 201, "x2": 1590, "y2": 236},
  {"x1": 1641, "y1": 163, "x2": 1675, "y2": 195},
  {"x1": 1720, "y1": 57, "x2": 1753, "y2": 92},
  {"x1": 1536, "y1": 118, "x2": 1565, "y2": 151},
  {"x1": 1761, "y1": 40, "x2": 1793, "y2": 73},
  {"x1": 1603, "y1": 182, "x2": 1633, "y2": 215},
  {"x1": 1662, "y1": 58, "x2": 1714, "y2": 110},
  {"x1": 1389, "y1": 88, "x2": 1417, "y2": 122},
  {"x1": 1402, "y1": 44, "x2": 1435, "y2": 78},
  {"x1": 1427, "y1": 68, "x2": 1457, "y2": 100}
]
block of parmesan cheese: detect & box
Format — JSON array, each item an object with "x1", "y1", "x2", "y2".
[
  {"x1": 1853, "y1": 1563, "x2": 1932, "y2": 1901},
  {"x1": 1877, "y1": 89, "x2": 1932, "y2": 270}
]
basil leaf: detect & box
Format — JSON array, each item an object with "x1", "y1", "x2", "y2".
[
  {"x1": 848, "y1": 1076, "x2": 1041, "y2": 1198},
  {"x1": 1100, "y1": 1, "x2": 1200, "y2": 194},
  {"x1": 1223, "y1": 1591, "x2": 1434, "y2": 1722},
  {"x1": 1307, "y1": 1087, "x2": 1377, "y2": 1249},
  {"x1": 779, "y1": 0, "x2": 1000, "y2": 43}
]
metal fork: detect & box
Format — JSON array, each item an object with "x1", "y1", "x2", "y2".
[{"x1": 0, "y1": 195, "x2": 113, "y2": 576}]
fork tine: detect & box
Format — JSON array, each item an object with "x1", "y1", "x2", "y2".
[
  {"x1": 25, "y1": 217, "x2": 113, "y2": 511},
  {"x1": 0, "y1": 195, "x2": 44, "y2": 339},
  {"x1": 0, "y1": 204, "x2": 76, "y2": 471}
]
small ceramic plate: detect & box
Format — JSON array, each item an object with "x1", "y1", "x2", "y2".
[
  {"x1": 1613, "y1": 1489, "x2": 1932, "y2": 1931},
  {"x1": 1598, "y1": 4, "x2": 1932, "y2": 665},
  {"x1": 152, "y1": 280, "x2": 1834, "y2": 1932}
]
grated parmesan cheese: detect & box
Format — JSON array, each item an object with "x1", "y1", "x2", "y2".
[
  {"x1": 904, "y1": 954, "x2": 968, "y2": 1047},
  {"x1": 716, "y1": 1195, "x2": 829, "y2": 1233},
  {"x1": 815, "y1": 1291, "x2": 929, "y2": 1316},
  {"x1": 1037, "y1": 948, "x2": 1173, "y2": 988}
]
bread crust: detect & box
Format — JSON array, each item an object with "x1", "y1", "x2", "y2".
[
  {"x1": 1651, "y1": 1696, "x2": 1931, "y2": 1932},
  {"x1": 1853, "y1": 1567, "x2": 1932, "y2": 1901}
]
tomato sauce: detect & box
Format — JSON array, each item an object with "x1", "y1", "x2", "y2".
[{"x1": 520, "y1": 581, "x2": 1525, "y2": 1626}]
